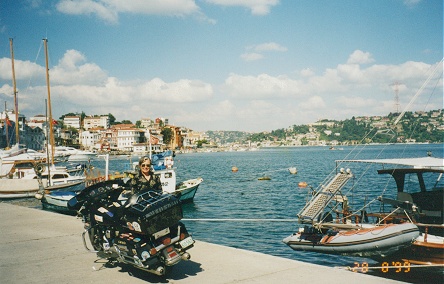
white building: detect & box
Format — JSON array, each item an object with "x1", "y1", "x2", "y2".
[
  {"x1": 83, "y1": 116, "x2": 109, "y2": 130},
  {"x1": 27, "y1": 114, "x2": 46, "y2": 129},
  {"x1": 140, "y1": 118, "x2": 152, "y2": 128},
  {"x1": 63, "y1": 116, "x2": 81, "y2": 129},
  {"x1": 116, "y1": 128, "x2": 144, "y2": 151},
  {"x1": 80, "y1": 130, "x2": 102, "y2": 150}
]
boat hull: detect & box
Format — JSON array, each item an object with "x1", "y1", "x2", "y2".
[
  {"x1": 387, "y1": 233, "x2": 444, "y2": 266},
  {"x1": 0, "y1": 179, "x2": 40, "y2": 199},
  {"x1": 176, "y1": 178, "x2": 203, "y2": 203},
  {"x1": 283, "y1": 223, "x2": 420, "y2": 258},
  {"x1": 41, "y1": 191, "x2": 78, "y2": 215}
]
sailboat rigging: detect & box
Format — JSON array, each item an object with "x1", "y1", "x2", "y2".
[
  {"x1": 43, "y1": 38, "x2": 55, "y2": 166},
  {"x1": 9, "y1": 38, "x2": 19, "y2": 146}
]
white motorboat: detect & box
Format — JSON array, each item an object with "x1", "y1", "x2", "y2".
[
  {"x1": 54, "y1": 146, "x2": 97, "y2": 161},
  {"x1": 25, "y1": 167, "x2": 85, "y2": 188}
]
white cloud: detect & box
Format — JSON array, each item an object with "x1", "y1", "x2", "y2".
[
  {"x1": 3, "y1": 49, "x2": 441, "y2": 132},
  {"x1": 56, "y1": 0, "x2": 119, "y2": 24},
  {"x1": 252, "y1": 42, "x2": 287, "y2": 52},
  {"x1": 55, "y1": 0, "x2": 279, "y2": 24},
  {"x1": 51, "y1": 50, "x2": 108, "y2": 85},
  {"x1": 336, "y1": 96, "x2": 377, "y2": 109},
  {"x1": 242, "y1": 42, "x2": 287, "y2": 61},
  {"x1": 300, "y1": 68, "x2": 315, "y2": 77},
  {"x1": 56, "y1": 0, "x2": 202, "y2": 24},
  {"x1": 403, "y1": 0, "x2": 421, "y2": 7},
  {"x1": 0, "y1": 57, "x2": 44, "y2": 83},
  {"x1": 0, "y1": 84, "x2": 13, "y2": 97},
  {"x1": 241, "y1": 52, "x2": 263, "y2": 61},
  {"x1": 225, "y1": 73, "x2": 303, "y2": 99},
  {"x1": 141, "y1": 78, "x2": 213, "y2": 103},
  {"x1": 205, "y1": 0, "x2": 280, "y2": 15},
  {"x1": 299, "y1": 96, "x2": 326, "y2": 110},
  {"x1": 347, "y1": 50, "x2": 375, "y2": 64}
]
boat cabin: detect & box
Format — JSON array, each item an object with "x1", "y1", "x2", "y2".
[{"x1": 378, "y1": 167, "x2": 443, "y2": 227}]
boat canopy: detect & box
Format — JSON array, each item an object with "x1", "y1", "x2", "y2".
[{"x1": 336, "y1": 157, "x2": 443, "y2": 170}]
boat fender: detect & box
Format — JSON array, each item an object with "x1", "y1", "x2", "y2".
[{"x1": 34, "y1": 163, "x2": 46, "y2": 175}]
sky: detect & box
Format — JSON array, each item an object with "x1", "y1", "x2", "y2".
[{"x1": 0, "y1": 0, "x2": 442, "y2": 132}]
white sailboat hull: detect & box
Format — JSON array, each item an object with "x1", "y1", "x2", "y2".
[{"x1": 0, "y1": 179, "x2": 40, "y2": 198}]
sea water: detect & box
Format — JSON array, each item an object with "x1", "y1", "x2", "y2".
[{"x1": 7, "y1": 143, "x2": 444, "y2": 282}]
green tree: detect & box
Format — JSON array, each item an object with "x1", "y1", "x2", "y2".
[
  {"x1": 59, "y1": 113, "x2": 77, "y2": 120},
  {"x1": 161, "y1": 128, "x2": 173, "y2": 145},
  {"x1": 292, "y1": 125, "x2": 310, "y2": 134},
  {"x1": 196, "y1": 139, "x2": 208, "y2": 148},
  {"x1": 108, "y1": 113, "x2": 116, "y2": 125},
  {"x1": 121, "y1": 120, "x2": 133, "y2": 124}
]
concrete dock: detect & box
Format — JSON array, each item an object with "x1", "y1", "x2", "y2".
[{"x1": 0, "y1": 203, "x2": 405, "y2": 283}]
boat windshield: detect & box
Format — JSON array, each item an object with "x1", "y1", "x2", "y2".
[{"x1": 402, "y1": 171, "x2": 444, "y2": 194}]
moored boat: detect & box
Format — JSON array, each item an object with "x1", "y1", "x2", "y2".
[
  {"x1": 40, "y1": 189, "x2": 81, "y2": 215},
  {"x1": 0, "y1": 179, "x2": 41, "y2": 199},
  {"x1": 283, "y1": 156, "x2": 444, "y2": 269},
  {"x1": 283, "y1": 223, "x2": 420, "y2": 258},
  {"x1": 128, "y1": 151, "x2": 203, "y2": 203},
  {"x1": 175, "y1": 177, "x2": 203, "y2": 203}
]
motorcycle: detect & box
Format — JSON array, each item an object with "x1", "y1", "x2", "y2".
[{"x1": 67, "y1": 179, "x2": 194, "y2": 276}]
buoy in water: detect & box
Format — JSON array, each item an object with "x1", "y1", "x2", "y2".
[
  {"x1": 298, "y1": 181, "x2": 308, "y2": 188},
  {"x1": 232, "y1": 166, "x2": 238, "y2": 172},
  {"x1": 289, "y1": 167, "x2": 297, "y2": 174},
  {"x1": 258, "y1": 176, "x2": 271, "y2": 180}
]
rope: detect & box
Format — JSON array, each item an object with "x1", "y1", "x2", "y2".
[{"x1": 182, "y1": 218, "x2": 298, "y2": 222}]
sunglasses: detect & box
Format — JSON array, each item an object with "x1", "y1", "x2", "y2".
[{"x1": 141, "y1": 164, "x2": 151, "y2": 168}]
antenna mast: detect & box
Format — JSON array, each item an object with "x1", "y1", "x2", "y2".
[{"x1": 391, "y1": 81, "x2": 400, "y2": 114}]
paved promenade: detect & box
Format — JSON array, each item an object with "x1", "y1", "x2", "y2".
[{"x1": 0, "y1": 203, "x2": 405, "y2": 284}]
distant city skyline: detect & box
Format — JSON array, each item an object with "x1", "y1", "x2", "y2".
[{"x1": 0, "y1": 0, "x2": 442, "y2": 132}]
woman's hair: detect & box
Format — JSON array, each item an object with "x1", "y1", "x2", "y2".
[{"x1": 138, "y1": 156, "x2": 151, "y2": 165}]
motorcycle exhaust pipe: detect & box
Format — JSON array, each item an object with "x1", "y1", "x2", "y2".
[
  {"x1": 181, "y1": 252, "x2": 191, "y2": 261},
  {"x1": 155, "y1": 266, "x2": 165, "y2": 276}
]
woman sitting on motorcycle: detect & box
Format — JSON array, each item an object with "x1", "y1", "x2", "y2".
[{"x1": 130, "y1": 156, "x2": 163, "y2": 194}]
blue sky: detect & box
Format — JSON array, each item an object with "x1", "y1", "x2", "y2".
[{"x1": 0, "y1": 0, "x2": 442, "y2": 132}]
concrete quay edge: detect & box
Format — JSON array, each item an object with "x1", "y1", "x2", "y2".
[{"x1": 0, "y1": 202, "x2": 405, "y2": 284}]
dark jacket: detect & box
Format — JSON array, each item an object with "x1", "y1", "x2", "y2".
[{"x1": 130, "y1": 171, "x2": 163, "y2": 193}]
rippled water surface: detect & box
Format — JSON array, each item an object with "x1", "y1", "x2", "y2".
[{"x1": 6, "y1": 143, "x2": 444, "y2": 283}]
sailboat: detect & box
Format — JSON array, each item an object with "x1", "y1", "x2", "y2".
[
  {"x1": 0, "y1": 39, "x2": 43, "y2": 198},
  {"x1": 0, "y1": 39, "x2": 85, "y2": 199},
  {"x1": 38, "y1": 39, "x2": 86, "y2": 190}
]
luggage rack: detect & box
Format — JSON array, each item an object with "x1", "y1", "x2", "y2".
[{"x1": 130, "y1": 191, "x2": 175, "y2": 213}]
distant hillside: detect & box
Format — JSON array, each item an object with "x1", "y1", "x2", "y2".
[
  {"x1": 206, "y1": 109, "x2": 444, "y2": 145},
  {"x1": 205, "y1": 130, "x2": 252, "y2": 145}
]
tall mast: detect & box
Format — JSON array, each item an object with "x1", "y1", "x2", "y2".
[
  {"x1": 9, "y1": 38, "x2": 19, "y2": 145},
  {"x1": 4, "y1": 102, "x2": 8, "y2": 148},
  {"x1": 43, "y1": 38, "x2": 55, "y2": 164}
]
